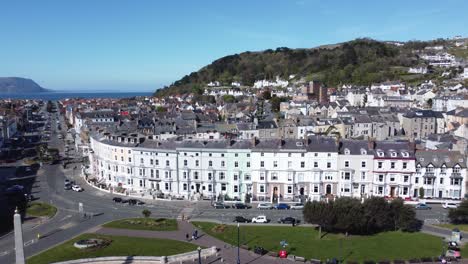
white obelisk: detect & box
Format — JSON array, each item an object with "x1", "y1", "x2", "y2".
[{"x1": 14, "y1": 208, "x2": 25, "y2": 264}]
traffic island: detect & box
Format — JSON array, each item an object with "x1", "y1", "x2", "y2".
[
  {"x1": 102, "y1": 218, "x2": 178, "y2": 231},
  {"x1": 26, "y1": 202, "x2": 57, "y2": 218}
]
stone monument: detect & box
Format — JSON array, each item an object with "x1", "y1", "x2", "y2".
[{"x1": 14, "y1": 207, "x2": 25, "y2": 264}]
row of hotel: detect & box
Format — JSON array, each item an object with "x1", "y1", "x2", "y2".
[{"x1": 88, "y1": 130, "x2": 466, "y2": 203}]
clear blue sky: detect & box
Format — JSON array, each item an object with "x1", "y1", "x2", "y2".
[{"x1": 1, "y1": 0, "x2": 467, "y2": 92}]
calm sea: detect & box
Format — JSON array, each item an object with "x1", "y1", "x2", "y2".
[{"x1": 0, "y1": 91, "x2": 153, "y2": 100}]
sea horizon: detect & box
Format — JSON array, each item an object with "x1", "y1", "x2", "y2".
[{"x1": 0, "y1": 90, "x2": 153, "y2": 100}]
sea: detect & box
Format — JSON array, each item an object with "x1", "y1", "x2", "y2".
[{"x1": 0, "y1": 91, "x2": 153, "y2": 100}]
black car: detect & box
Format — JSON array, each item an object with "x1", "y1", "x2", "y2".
[
  {"x1": 233, "y1": 203, "x2": 252, "y2": 209},
  {"x1": 64, "y1": 183, "x2": 72, "y2": 190},
  {"x1": 278, "y1": 217, "x2": 300, "y2": 224},
  {"x1": 213, "y1": 202, "x2": 230, "y2": 209},
  {"x1": 254, "y1": 246, "x2": 267, "y2": 255},
  {"x1": 112, "y1": 197, "x2": 123, "y2": 203},
  {"x1": 234, "y1": 216, "x2": 251, "y2": 223},
  {"x1": 128, "y1": 199, "x2": 145, "y2": 205}
]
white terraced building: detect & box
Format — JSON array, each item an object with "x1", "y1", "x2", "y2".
[{"x1": 88, "y1": 130, "x2": 466, "y2": 202}]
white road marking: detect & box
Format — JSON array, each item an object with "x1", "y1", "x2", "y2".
[
  {"x1": 24, "y1": 239, "x2": 35, "y2": 247},
  {"x1": 0, "y1": 251, "x2": 9, "y2": 256},
  {"x1": 59, "y1": 215, "x2": 72, "y2": 221}
]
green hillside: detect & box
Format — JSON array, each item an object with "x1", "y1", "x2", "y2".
[{"x1": 154, "y1": 38, "x2": 448, "y2": 97}]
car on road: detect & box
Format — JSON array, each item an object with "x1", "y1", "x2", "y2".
[
  {"x1": 64, "y1": 183, "x2": 72, "y2": 190},
  {"x1": 233, "y1": 203, "x2": 252, "y2": 209},
  {"x1": 273, "y1": 203, "x2": 290, "y2": 210},
  {"x1": 290, "y1": 203, "x2": 304, "y2": 210},
  {"x1": 128, "y1": 199, "x2": 145, "y2": 205},
  {"x1": 72, "y1": 185, "x2": 83, "y2": 192},
  {"x1": 257, "y1": 203, "x2": 273, "y2": 210},
  {"x1": 278, "y1": 217, "x2": 300, "y2": 224},
  {"x1": 415, "y1": 203, "x2": 431, "y2": 210},
  {"x1": 233, "y1": 216, "x2": 251, "y2": 223},
  {"x1": 64, "y1": 179, "x2": 70, "y2": 184},
  {"x1": 212, "y1": 202, "x2": 230, "y2": 209},
  {"x1": 443, "y1": 202, "x2": 458, "y2": 209},
  {"x1": 112, "y1": 197, "x2": 123, "y2": 203},
  {"x1": 252, "y1": 215, "x2": 269, "y2": 223}
]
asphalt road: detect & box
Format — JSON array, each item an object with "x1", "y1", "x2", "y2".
[{"x1": 0, "y1": 104, "x2": 456, "y2": 263}]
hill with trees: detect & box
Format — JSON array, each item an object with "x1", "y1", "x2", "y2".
[{"x1": 154, "y1": 38, "x2": 449, "y2": 97}]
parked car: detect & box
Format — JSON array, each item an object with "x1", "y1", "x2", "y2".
[
  {"x1": 64, "y1": 183, "x2": 72, "y2": 190},
  {"x1": 71, "y1": 185, "x2": 83, "y2": 192},
  {"x1": 6, "y1": 185, "x2": 24, "y2": 193},
  {"x1": 64, "y1": 179, "x2": 70, "y2": 184},
  {"x1": 278, "y1": 217, "x2": 300, "y2": 224},
  {"x1": 233, "y1": 203, "x2": 251, "y2": 209},
  {"x1": 252, "y1": 215, "x2": 269, "y2": 223},
  {"x1": 290, "y1": 203, "x2": 304, "y2": 210},
  {"x1": 443, "y1": 202, "x2": 458, "y2": 209},
  {"x1": 128, "y1": 199, "x2": 145, "y2": 205},
  {"x1": 274, "y1": 203, "x2": 290, "y2": 210},
  {"x1": 257, "y1": 203, "x2": 273, "y2": 210},
  {"x1": 213, "y1": 202, "x2": 230, "y2": 209},
  {"x1": 234, "y1": 216, "x2": 251, "y2": 223},
  {"x1": 112, "y1": 197, "x2": 123, "y2": 203},
  {"x1": 415, "y1": 203, "x2": 431, "y2": 210},
  {"x1": 254, "y1": 246, "x2": 267, "y2": 255}
]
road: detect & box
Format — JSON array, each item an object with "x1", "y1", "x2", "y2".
[{"x1": 0, "y1": 103, "x2": 458, "y2": 263}]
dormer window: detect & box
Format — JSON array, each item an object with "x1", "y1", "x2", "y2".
[
  {"x1": 377, "y1": 151, "x2": 384, "y2": 157},
  {"x1": 344, "y1": 148, "x2": 350, "y2": 155},
  {"x1": 390, "y1": 152, "x2": 397, "y2": 157},
  {"x1": 360, "y1": 149, "x2": 367, "y2": 155},
  {"x1": 401, "y1": 152, "x2": 409, "y2": 157}
]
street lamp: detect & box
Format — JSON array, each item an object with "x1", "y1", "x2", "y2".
[
  {"x1": 237, "y1": 222, "x2": 241, "y2": 264},
  {"x1": 197, "y1": 246, "x2": 202, "y2": 264}
]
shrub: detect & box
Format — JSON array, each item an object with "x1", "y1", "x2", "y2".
[{"x1": 142, "y1": 209, "x2": 151, "y2": 218}]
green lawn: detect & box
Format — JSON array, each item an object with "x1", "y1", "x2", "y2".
[
  {"x1": 26, "y1": 202, "x2": 57, "y2": 218},
  {"x1": 436, "y1": 223, "x2": 468, "y2": 232},
  {"x1": 102, "y1": 218, "x2": 178, "y2": 231},
  {"x1": 193, "y1": 222, "x2": 446, "y2": 262},
  {"x1": 27, "y1": 233, "x2": 198, "y2": 264}
]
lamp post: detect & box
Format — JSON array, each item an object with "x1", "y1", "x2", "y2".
[
  {"x1": 237, "y1": 222, "x2": 241, "y2": 264},
  {"x1": 197, "y1": 246, "x2": 202, "y2": 264}
]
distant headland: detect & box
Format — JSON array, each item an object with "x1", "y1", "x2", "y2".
[{"x1": 0, "y1": 77, "x2": 49, "y2": 94}]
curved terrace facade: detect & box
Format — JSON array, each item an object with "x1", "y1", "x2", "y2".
[{"x1": 88, "y1": 130, "x2": 466, "y2": 202}]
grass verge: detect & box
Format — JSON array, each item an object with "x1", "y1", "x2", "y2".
[
  {"x1": 27, "y1": 233, "x2": 198, "y2": 264},
  {"x1": 193, "y1": 222, "x2": 448, "y2": 262},
  {"x1": 102, "y1": 218, "x2": 178, "y2": 231},
  {"x1": 26, "y1": 202, "x2": 57, "y2": 218}
]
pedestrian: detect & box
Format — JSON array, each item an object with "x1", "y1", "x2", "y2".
[
  {"x1": 185, "y1": 233, "x2": 189, "y2": 241},
  {"x1": 192, "y1": 232, "x2": 195, "y2": 241},
  {"x1": 194, "y1": 229, "x2": 198, "y2": 240}
]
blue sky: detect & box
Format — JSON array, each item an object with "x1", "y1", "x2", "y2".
[{"x1": 0, "y1": 0, "x2": 467, "y2": 92}]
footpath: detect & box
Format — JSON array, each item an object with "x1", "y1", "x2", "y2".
[{"x1": 95, "y1": 220, "x2": 294, "y2": 264}]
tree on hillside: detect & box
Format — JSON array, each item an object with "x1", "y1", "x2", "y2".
[
  {"x1": 262, "y1": 90, "x2": 272, "y2": 100},
  {"x1": 222, "y1": 95, "x2": 236, "y2": 103}
]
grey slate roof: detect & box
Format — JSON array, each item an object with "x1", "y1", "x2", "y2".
[{"x1": 416, "y1": 150, "x2": 466, "y2": 168}]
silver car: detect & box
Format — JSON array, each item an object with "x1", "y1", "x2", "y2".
[
  {"x1": 257, "y1": 203, "x2": 273, "y2": 210},
  {"x1": 290, "y1": 203, "x2": 304, "y2": 210}
]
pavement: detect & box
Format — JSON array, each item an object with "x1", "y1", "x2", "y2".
[{"x1": 95, "y1": 220, "x2": 295, "y2": 264}]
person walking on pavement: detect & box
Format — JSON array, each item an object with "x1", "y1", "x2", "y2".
[
  {"x1": 194, "y1": 229, "x2": 198, "y2": 240},
  {"x1": 185, "y1": 233, "x2": 190, "y2": 241}
]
